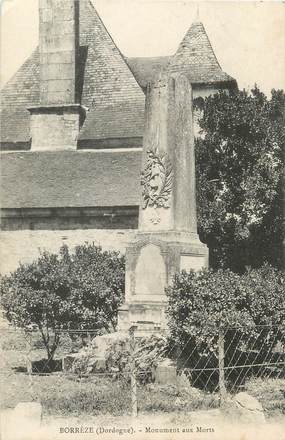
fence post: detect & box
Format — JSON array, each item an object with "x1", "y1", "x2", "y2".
[
  {"x1": 25, "y1": 333, "x2": 34, "y2": 399},
  {"x1": 129, "y1": 326, "x2": 138, "y2": 417},
  {"x1": 218, "y1": 327, "x2": 227, "y2": 405}
]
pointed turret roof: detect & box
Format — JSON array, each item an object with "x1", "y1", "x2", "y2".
[
  {"x1": 127, "y1": 21, "x2": 236, "y2": 88},
  {"x1": 167, "y1": 21, "x2": 235, "y2": 83},
  {"x1": 175, "y1": 21, "x2": 221, "y2": 68}
]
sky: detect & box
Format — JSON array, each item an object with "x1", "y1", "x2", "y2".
[{"x1": 1, "y1": 0, "x2": 285, "y2": 95}]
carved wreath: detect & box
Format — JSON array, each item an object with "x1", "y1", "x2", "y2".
[{"x1": 141, "y1": 149, "x2": 173, "y2": 210}]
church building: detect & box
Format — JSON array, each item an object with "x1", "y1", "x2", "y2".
[{"x1": 0, "y1": 0, "x2": 237, "y2": 274}]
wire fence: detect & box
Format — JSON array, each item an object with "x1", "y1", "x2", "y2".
[
  {"x1": 0, "y1": 324, "x2": 284, "y2": 416},
  {"x1": 175, "y1": 325, "x2": 285, "y2": 399}
]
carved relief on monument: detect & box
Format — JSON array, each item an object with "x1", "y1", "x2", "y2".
[
  {"x1": 134, "y1": 244, "x2": 167, "y2": 297},
  {"x1": 141, "y1": 149, "x2": 173, "y2": 211}
]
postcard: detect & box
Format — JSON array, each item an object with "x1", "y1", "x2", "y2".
[{"x1": 0, "y1": 1, "x2": 284, "y2": 439}]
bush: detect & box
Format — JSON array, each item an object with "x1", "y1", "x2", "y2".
[
  {"x1": 166, "y1": 265, "x2": 285, "y2": 387},
  {"x1": 166, "y1": 268, "x2": 252, "y2": 349},
  {"x1": 241, "y1": 265, "x2": 285, "y2": 327},
  {"x1": 0, "y1": 243, "x2": 125, "y2": 362},
  {"x1": 105, "y1": 335, "x2": 169, "y2": 384}
]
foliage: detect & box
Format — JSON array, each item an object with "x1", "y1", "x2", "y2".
[
  {"x1": 105, "y1": 335, "x2": 168, "y2": 383},
  {"x1": 105, "y1": 336, "x2": 130, "y2": 373},
  {"x1": 166, "y1": 268, "x2": 252, "y2": 352},
  {"x1": 166, "y1": 265, "x2": 285, "y2": 361},
  {"x1": 240, "y1": 265, "x2": 285, "y2": 327},
  {"x1": 0, "y1": 244, "x2": 125, "y2": 361},
  {"x1": 195, "y1": 87, "x2": 285, "y2": 271}
]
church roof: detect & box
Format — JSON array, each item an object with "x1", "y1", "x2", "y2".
[
  {"x1": 1, "y1": 150, "x2": 142, "y2": 209},
  {"x1": 0, "y1": 0, "x2": 145, "y2": 146},
  {"x1": 0, "y1": 2, "x2": 236, "y2": 146}
]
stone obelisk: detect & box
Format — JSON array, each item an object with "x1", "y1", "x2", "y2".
[{"x1": 118, "y1": 72, "x2": 208, "y2": 335}]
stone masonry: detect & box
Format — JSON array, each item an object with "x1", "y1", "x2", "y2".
[
  {"x1": 28, "y1": 104, "x2": 85, "y2": 150},
  {"x1": 118, "y1": 73, "x2": 209, "y2": 335},
  {"x1": 39, "y1": 0, "x2": 79, "y2": 105},
  {"x1": 28, "y1": 0, "x2": 85, "y2": 150}
]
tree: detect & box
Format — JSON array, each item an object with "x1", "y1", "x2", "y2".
[
  {"x1": 166, "y1": 265, "x2": 284, "y2": 347},
  {"x1": 0, "y1": 244, "x2": 125, "y2": 362},
  {"x1": 195, "y1": 87, "x2": 285, "y2": 272},
  {"x1": 166, "y1": 268, "x2": 253, "y2": 351},
  {"x1": 166, "y1": 266, "x2": 285, "y2": 387}
]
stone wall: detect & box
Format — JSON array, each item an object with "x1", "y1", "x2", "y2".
[{"x1": 0, "y1": 229, "x2": 136, "y2": 275}]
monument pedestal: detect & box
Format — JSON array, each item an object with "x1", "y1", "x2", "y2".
[
  {"x1": 118, "y1": 301, "x2": 167, "y2": 335},
  {"x1": 118, "y1": 73, "x2": 209, "y2": 335},
  {"x1": 118, "y1": 231, "x2": 208, "y2": 335}
]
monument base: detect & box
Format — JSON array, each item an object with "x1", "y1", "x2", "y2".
[
  {"x1": 118, "y1": 301, "x2": 167, "y2": 336},
  {"x1": 118, "y1": 231, "x2": 208, "y2": 335}
]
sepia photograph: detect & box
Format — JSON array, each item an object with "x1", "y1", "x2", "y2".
[{"x1": 0, "y1": 0, "x2": 284, "y2": 439}]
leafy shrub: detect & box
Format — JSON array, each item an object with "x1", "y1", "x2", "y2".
[
  {"x1": 241, "y1": 265, "x2": 285, "y2": 327},
  {"x1": 166, "y1": 265, "x2": 285, "y2": 387},
  {"x1": 0, "y1": 244, "x2": 125, "y2": 362},
  {"x1": 105, "y1": 335, "x2": 168, "y2": 383},
  {"x1": 166, "y1": 268, "x2": 253, "y2": 349}
]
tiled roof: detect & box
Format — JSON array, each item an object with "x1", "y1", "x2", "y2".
[
  {"x1": 79, "y1": 102, "x2": 144, "y2": 141},
  {"x1": 0, "y1": 0, "x2": 145, "y2": 144},
  {"x1": 0, "y1": 6, "x2": 236, "y2": 146},
  {"x1": 126, "y1": 57, "x2": 171, "y2": 89},
  {"x1": 168, "y1": 21, "x2": 235, "y2": 84},
  {"x1": 126, "y1": 22, "x2": 236, "y2": 89},
  {"x1": 1, "y1": 150, "x2": 142, "y2": 209},
  {"x1": 77, "y1": 0, "x2": 145, "y2": 141},
  {"x1": 0, "y1": 49, "x2": 40, "y2": 143}
]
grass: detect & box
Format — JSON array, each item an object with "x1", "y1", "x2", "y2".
[
  {"x1": 0, "y1": 342, "x2": 219, "y2": 417},
  {"x1": 1, "y1": 329, "x2": 284, "y2": 418},
  {"x1": 139, "y1": 384, "x2": 219, "y2": 413},
  {"x1": 0, "y1": 330, "x2": 131, "y2": 416},
  {"x1": 0, "y1": 360, "x2": 219, "y2": 417},
  {"x1": 0, "y1": 347, "x2": 132, "y2": 417},
  {"x1": 244, "y1": 377, "x2": 285, "y2": 418}
]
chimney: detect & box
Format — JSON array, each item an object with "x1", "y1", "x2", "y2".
[{"x1": 28, "y1": 0, "x2": 85, "y2": 150}]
